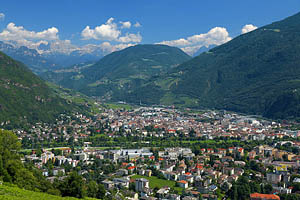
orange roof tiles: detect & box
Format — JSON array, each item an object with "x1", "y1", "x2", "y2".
[
  {"x1": 177, "y1": 180, "x2": 188, "y2": 184},
  {"x1": 149, "y1": 156, "x2": 155, "y2": 160},
  {"x1": 250, "y1": 193, "x2": 280, "y2": 200},
  {"x1": 128, "y1": 166, "x2": 135, "y2": 170}
]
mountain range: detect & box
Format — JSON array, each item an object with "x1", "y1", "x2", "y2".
[
  {"x1": 0, "y1": 41, "x2": 103, "y2": 74},
  {"x1": 45, "y1": 12, "x2": 300, "y2": 119},
  {"x1": 41, "y1": 44, "x2": 191, "y2": 101},
  {"x1": 3, "y1": 12, "x2": 300, "y2": 120}
]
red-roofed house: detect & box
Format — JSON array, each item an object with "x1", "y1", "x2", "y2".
[
  {"x1": 249, "y1": 151, "x2": 256, "y2": 160},
  {"x1": 250, "y1": 193, "x2": 280, "y2": 200},
  {"x1": 237, "y1": 147, "x2": 244, "y2": 157},
  {"x1": 168, "y1": 129, "x2": 176, "y2": 134},
  {"x1": 177, "y1": 180, "x2": 188, "y2": 188},
  {"x1": 149, "y1": 156, "x2": 155, "y2": 160},
  {"x1": 218, "y1": 148, "x2": 226, "y2": 156},
  {"x1": 207, "y1": 148, "x2": 214, "y2": 153},
  {"x1": 122, "y1": 162, "x2": 129, "y2": 167},
  {"x1": 128, "y1": 166, "x2": 135, "y2": 173}
]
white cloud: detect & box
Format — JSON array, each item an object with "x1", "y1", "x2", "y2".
[
  {"x1": 120, "y1": 21, "x2": 131, "y2": 29},
  {"x1": 98, "y1": 41, "x2": 135, "y2": 54},
  {"x1": 0, "y1": 22, "x2": 59, "y2": 42},
  {"x1": 0, "y1": 18, "x2": 142, "y2": 56},
  {"x1": 0, "y1": 13, "x2": 5, "y2": 21},
  {"x1": 81, "y1": 18, "x2": 143, "y2": 44},
  {"x1": 159, "y1": 38, "x2": 190, "y2": 46},
  {"x1": 80, "y1": 17, "x2": 142, "y2": 53},
  {"x1": 158, "y1": 27, "x2": 232, "y2": 55},
  {"x1": 118, "y1": 32, "x2": 142, "y2": 43},
  {"x1": 81, "y1": 17, "x2": 121, "y2": 41},
  {"x1": 134, "y1": 22, "x2": 141, "y2": 27},
  {"x1": 187, "y1": 27, "x2": 231, "y2": 46},
  {"x1": 0, "y1": 22, "x2": 65, "y2": 53},
  {"x1": 241, "y1": 24, "x2": 257, "y2": 34}
]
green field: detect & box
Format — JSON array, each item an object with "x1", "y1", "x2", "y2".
[
  {"x1": 131, "y1": 175, "x2": 183, "y2": 193},
  {"x1": 0, "y1": 184, "x2": 97, "y2": 200},
  {"x1": 104, "y1": 103, "x2": 133, "y2": 110}
]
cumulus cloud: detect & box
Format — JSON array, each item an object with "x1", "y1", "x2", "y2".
[
  {"x1": 81, "y1": 17, "x2": 121, "y2": 41},
  {"x1": 81, "y1": 18, "x2": 142, "y2": 44},
  {"x1": 241, "y1": 24, "x2": 257, "y2": 34},
  {"x1": 159, "y1": 38, "x2": 190, "y2": 47},
  {"x1": 120, "y1": 21, "x2": 131, "y2": 29},
  {"x1": 0, "y1": 13, "x2": 5, "y2": 21},
  {"x1": 0, "y1": 17, "x2": 142, "y2": 56},
  {"x1": 0, "y1": 22, "x2": 65, "y2": 53},
  {"x1": 134, "y1": 22, "x2": 141, "y2": 27},
  {"x1": 0, "y1": 23, "x2": 59, "y2": 42},
  {"x1": 158, "y1": 27, "x2": 232, "y2": 55},
  {"x1": 98, "y1": 41, "x2": 135, "y2": 54},
  {"x1": 118, "y1": 32, "x2": 142, "y2": 43}
]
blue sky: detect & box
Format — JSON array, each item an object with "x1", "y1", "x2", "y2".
[{"x1": 0, "y1": 0, "x2": 299, "y2": 55}]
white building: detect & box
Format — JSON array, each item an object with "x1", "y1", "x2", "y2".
[{"x1": 135, "y1": 178, "x2": 149, "y2": 192}]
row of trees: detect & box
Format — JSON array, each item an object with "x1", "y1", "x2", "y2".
[{"x1": 0, "y1": 129, "x2": 108, "y2": 199}]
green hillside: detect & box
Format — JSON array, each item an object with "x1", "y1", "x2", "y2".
[
  {"x1": 171, "y1": 12, "x2": 300, "y2": 119},
  {"x1": 41, "y1": 12, "x2": 300, "y2": 119},
  {"x1": 0, "y1": 184, "x2": 97, "y2": 200},
  {"x1": 0, "y1": 51, "x2": 86, "y2": 127},
  {"x1": 42, "y1": 44, "x2": 191, "y2": 100},
  {"x1": 127, "y1": 12, "x2": 300, "y2": 119}
]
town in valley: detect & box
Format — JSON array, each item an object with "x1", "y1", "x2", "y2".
[{"x1": 7, "y1": 103, "x2": 300, "y2": 200}]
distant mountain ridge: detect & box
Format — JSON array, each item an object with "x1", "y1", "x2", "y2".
[
  {"x1": 0, "y1": 41, "x2": 58, "y2": 74},
  {"x1": 42, "y1": 44, "x2": 191, "y2": 101},
  {"x1": 0, "y1": 41, "x2": 103, "y2": 74}
]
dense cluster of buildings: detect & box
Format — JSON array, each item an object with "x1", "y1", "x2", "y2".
[
  {"x1": 13, "y1": 105, "x2": 300, "y2": 199},
  {"x1": 22, "y1": 141, "x2": 300, "y2": 200},
  {"x1": 12, "y1": 106, "x2": 300, "y2": 149}
]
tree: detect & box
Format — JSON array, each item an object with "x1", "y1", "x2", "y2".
[
  {"x1": 0, "y1": 130, "x2": 21, "y2": 182},
  {"x1": 292, "y1": 183, "x2": 300, "y2": 193},
  {"x1": 59, "y1": 172, "x2": 86, "y2": 198},
  {"x1": 97, "y1": 183, "x2": 106, "y2": 199},
  {"x1": 0, "y1": 130, "x2": 41, "y2": 191},
  {"x1": 87, "y1": 181, "x2": 98, "y2": 198},
  {"x1": 264, "y1": 184, "x2": 273, "y2": 194}
]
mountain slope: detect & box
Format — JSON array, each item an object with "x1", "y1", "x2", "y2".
[
  {"x1": 0, "y1": 51, "x2": 83, "y2": 127},
  {"x1": 42, "y1": 44, "x2": 191, "y2": 100},
  {"x1": 157, "y1": 12, "x2": 300, "y2": 119}
]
